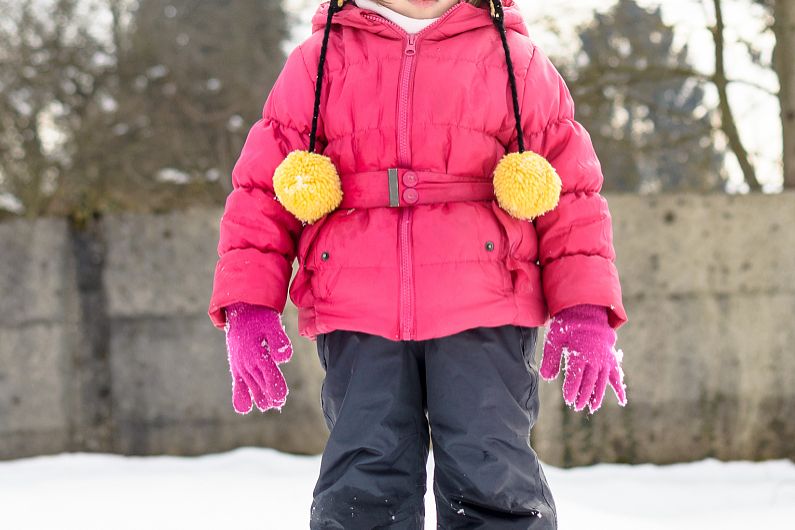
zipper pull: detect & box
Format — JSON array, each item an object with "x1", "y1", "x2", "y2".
[{"x1": 405, "y1": 34, "x2": 416, "y2": 56}]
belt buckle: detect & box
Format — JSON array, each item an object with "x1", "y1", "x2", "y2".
[{"x1": 388, "y1": 168, "x2": 400, "y2": 207}]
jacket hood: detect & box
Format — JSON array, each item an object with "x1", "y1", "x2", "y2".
[{"x1": 311, "y1": 0, "x2": 529, "y2": 40}]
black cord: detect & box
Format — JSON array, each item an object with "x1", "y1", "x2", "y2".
[
  {"x1": 312, "y1": 1, "x2": 523, "y2": 155},
  {"x1": 309, "y1": 1, "x2": 343, "y2": 153},
  {"x1": 491, "y1": 0, "x2": 525, "y2": 153}
]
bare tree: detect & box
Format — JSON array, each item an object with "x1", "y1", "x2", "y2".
[
  {"x1": 772, "y1": 0, "x2": 795, "y2": 188},
  {"x1": 112, "y1": 0, "x2": 289, "y2": 198},
  {"x1": 571, "y1": 0, "x2": 725, "y2": 193},
  {"x1": 0, "y1": 0, "x2": 116, "y2": 218},
  {"x1": 0, "y1": 0, "x2": 288, "y2": 219},
  {"x1": 711, "y1": 0, "x2": 761, "y2": 191}
]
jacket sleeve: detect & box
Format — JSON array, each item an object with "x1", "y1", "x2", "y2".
[
  {"x1": 515, "y1": 44, "x2": 628, "y2": 330},
  {"x1": 208, "y1": 43, "x2": 319, "y2": 329}
]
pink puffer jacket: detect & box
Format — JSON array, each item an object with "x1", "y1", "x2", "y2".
[{"x1": 208, "y1": 0, "x2": 628, "y2": 341}]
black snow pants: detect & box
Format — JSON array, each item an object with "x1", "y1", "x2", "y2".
[{"x1": 309, "y1": 324, "x2": 558, "y2": 529}]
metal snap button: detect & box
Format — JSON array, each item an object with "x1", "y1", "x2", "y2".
[
  {"x1": 321, "y1": 251, "x2": 330, "y2": 261},
  {"x1": 402, "y1": 171, "x2": 418, "y2": 187},
  {"x1": 402, "y1": 188, "x2": 419, "y2": 204},
  {"x1": 485, "y1": 241, "x2": 494, "y2": 251}
]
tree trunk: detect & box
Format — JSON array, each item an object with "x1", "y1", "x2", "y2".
[
  {"x1": 774, "y1": 0, "x2": 795, "y2": 189},
  {"x1": 712, "y1": 0, "x2": 761, "y2": 191}
]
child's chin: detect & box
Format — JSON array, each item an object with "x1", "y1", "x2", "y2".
[{"x1": 407, "y1": 0, "x2": 440, "y2": 11}]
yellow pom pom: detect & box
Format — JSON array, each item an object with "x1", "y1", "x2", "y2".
[
  {"x1": 493, "y1": 151, "x2": 562, "y2": 221},
  {"x1": 273, "y1": 150, "x2": 343, "y2": 224}
]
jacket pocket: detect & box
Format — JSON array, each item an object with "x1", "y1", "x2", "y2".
[
  {"x1": 490, "y1": 201, "x2": 541, "y2": 296},
  {"x1": 490, "y1": 199, "x2": 524, "y2": 256},
  {"x1": 311, "y1": 264, "x2": 341, "y2": 301},
  {"x1": 289, "y1": 214, "x2": 331, "y2": 307},
  {"x1": 490, "y1": 200, "x2": 524, "y2": 293}
]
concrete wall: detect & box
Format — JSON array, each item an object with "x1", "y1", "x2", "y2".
[
  {"x1": 1, "y1": 192, "x2": 794, "y2": 466},
  {"x1": 532, "y1": 192, "x2": 795, "y2": 465},
  {"x1": 0, "y1": 219, "x2": 78, "y2": 457},
  {"x1": 0, "y1": 210, "x2": 327, "y2": 460}
]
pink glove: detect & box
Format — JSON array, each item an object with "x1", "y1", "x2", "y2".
[
  {"x1": 224, "y1": 302, "x2": 293, "y2": 414},
  {"x1": 540, "y1": 304, "x2": 628, "y2": 414}
]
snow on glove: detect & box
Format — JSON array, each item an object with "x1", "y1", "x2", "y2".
[
  {"x1": 224, "y1": 302, "x2": 293, "y2": 414},
  {"x1": 540, "y1": 304, "x2": 627, "y2": 414}
]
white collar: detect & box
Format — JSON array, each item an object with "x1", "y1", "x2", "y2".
[{"x1": 355, "y1": 0, "x2": 441, "y2": 35}]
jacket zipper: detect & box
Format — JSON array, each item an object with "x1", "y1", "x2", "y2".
[
  {"x1": 398, "y1": 35, "x2": 416, "y2": 341},
  {"x1": 361, "y1": 7, "x2": 463, "y2": 340}
]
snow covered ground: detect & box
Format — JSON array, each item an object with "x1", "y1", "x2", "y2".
[{"x1": 2, "y1": 447, "x2": 793, "y2": 529}]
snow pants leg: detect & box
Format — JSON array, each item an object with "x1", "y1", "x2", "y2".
[
  {"x1": 425, "y1": 325, "x2": 558, "y2": 529},
  {"x1": 309, "y1": 324, "x2": 558, "y2": 529},
  {"x1": 310, "y1": 330, "x2": 430, "y2": 529}
]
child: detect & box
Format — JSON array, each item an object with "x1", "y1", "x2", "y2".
[{"x1": 210, "y1": 0, "x2": 629, "y2": 527}]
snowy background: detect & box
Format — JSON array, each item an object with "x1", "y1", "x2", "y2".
[
  {"x1": 1, "y1": 1, "x2": 794, "y2": 528},
  {"x1": 3, "y1": 448, "x2": 794, "y2": 529}
]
